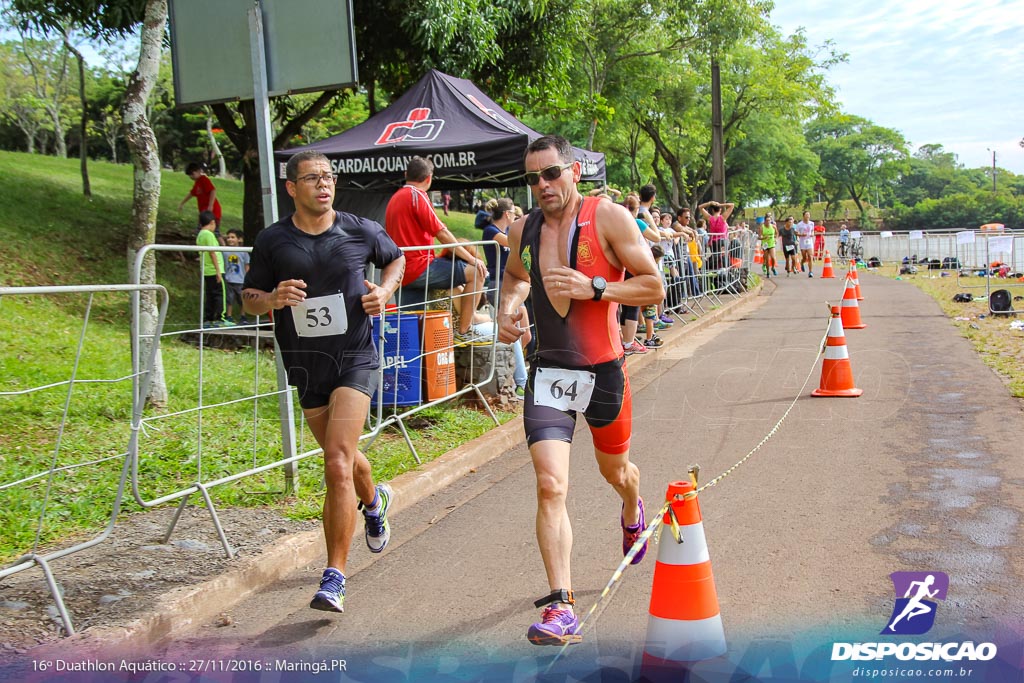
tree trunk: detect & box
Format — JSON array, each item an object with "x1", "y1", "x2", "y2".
[
  {"x1": 849, "y1": 189, "x2": 865, "y2": 217},
  {"x1": 638, "y1": 117, "x2": 686, "y2": 211},
  {"x1": 49, "y1": 103, "x2": 68, "y2": 158},
  {"x1": 205, "y1": 112, "x2": 227, "y2": 177},
  {"x1": 122, "y1": 0, "x2": 168, "y2": 407},
  {"x1": 63, "y1": 33, "x2": 90, "y2": 197},
  {"x1": 236, "y1": 100, "x2": 264, "y2": 245},
  {"x1": 213, "y1": 89, "x2": 338, "y2": 244}
]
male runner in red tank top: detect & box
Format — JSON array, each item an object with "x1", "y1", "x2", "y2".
[{"x1": 496, "y1": 135, "x2": 664, "y2": 645}]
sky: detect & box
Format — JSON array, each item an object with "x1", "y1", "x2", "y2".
[
  {"x1": 5, "y1": 1, "x2": 1022, "y2": 177},
  {"x1": 770, "y1": 0, "x2": 1024, "y2": 175}
]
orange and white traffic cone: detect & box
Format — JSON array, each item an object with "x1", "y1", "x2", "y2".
[
  {"x1": 847, "y1": 260, "x2": 863, "y2": 300},
  {"x1": 820, "y1": 251, "x2": 836, "y2": 278},
  {"x1": 753, "y1": 246, "x2": 764, "y2": 266},
  {"x1": 641, "y1": 481, "x2": 727, "y2": 680},
  {"x1": 839, "y1": 277, "x2": 866, "y2": 329},
  {"x1": 812, "y1": 305, "x2": 863, "y2": 397}
]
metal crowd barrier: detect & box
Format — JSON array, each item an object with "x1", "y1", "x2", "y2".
[
  {"x1": 362, "y1": 240, "x2": 503, "y2": 459},
  {"x1": 0, "y1": 284, "x2": 169, "y2": 636},
  {"x1": 661, "y1": 228, "x2": 757, "y2": 319},
  {"x1": 2, "y1": 228, "x2": 766, "y2": 638},
  {"x1": 820, "y1": 229, "x2": 1022, "y2": 315},
  {"x1": 126, "y1": 242, "x2": 503, "y2": 558}
]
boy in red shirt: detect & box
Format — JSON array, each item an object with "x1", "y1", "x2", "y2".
[{"x1": 179, "y1": 162, "x2": 223, "y2": 236}]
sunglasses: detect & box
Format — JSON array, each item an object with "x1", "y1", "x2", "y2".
[{"x1": 524, "y1": 162, "x2": 573, "y2": 186}]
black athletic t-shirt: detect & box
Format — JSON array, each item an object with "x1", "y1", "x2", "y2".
[{"x1": 244, "y1": 211, "x2": 403, "y2": 388}]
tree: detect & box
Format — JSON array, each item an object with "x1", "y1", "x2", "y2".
[
  {"x1": 11, "y1": 31, "x2": 74, "y2": 158},
  {"x1": 806, "y1": 114, "x2": 909, "y2": 217},
  {"x1": 620, "y1": 25, "x2": 839, "y2": 211},
  {"x1": 0, "y1": 42, "x2": 47, "y2": 152},
  {"x1": 211, "y1": 0, "x2": 582, "y2": 243},
  {"x1": 891, "y1": 144, "x2": 958, "y2": 207},
  {"x1": 60, "y1": 26, "x2": 91, "y2": 195},
  {"x1": 14, "y1": 0, "x2": 169, "y2": 406},
  {"x1": 211, "y1": 92, "x2": 339, "y2": 245},
  {"x1": 353, "y1": 0, "x2": 580, "y2": 116}
]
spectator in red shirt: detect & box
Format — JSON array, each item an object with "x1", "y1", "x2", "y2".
[
  {"x1": 813, "y1": 220, "x2": 826, "y2": 260},
  {"x1": 179, "y1": 162, "x2": 222, "y2": 230},
  {"x1": 385, "y1": 156, "x2": 487, "y2": 339}
]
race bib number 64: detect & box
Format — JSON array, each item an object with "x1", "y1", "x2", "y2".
[
  {"x1": 533, "y1": 367, "x2": 596, "y2": 412},
  {"x1": 293, "y1": 293, "x2": 347, "y2": 338}
]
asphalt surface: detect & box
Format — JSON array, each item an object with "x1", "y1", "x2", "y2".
[{"x1": 35, "y1": 271, "x2": 1024, "y2": 681}]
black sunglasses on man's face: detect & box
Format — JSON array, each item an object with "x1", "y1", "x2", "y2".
[{"x1": 524, "y1": 162, "x2": 573, "y2": 186}]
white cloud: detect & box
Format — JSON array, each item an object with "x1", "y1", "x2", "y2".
[{"x1": 772, "y1": 0, "x2": 1024, "y2": 173}]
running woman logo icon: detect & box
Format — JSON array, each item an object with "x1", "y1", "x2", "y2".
[
  {"x1": 375, "y1": 108, "x2": 445, "y2": 145},
  {"x1": 882, "y1": 571, "x2": 948, "y2": 635}
]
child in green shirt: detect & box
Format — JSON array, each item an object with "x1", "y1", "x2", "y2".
[{"x1": 197, "y1": 211, "x2": 232, "y2": 327}]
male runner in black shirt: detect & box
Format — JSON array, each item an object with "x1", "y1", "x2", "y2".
[{"x1": 243, "y1": 151, "x2": 405, "y2": 613}]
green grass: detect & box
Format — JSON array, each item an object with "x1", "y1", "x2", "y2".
[
  {"x1": 437, "y1": 208, "x2": 482, "y2": 240},
  {"x1": 0, "y1": 152, "x2": 517, "y2": 562},
  {"x1": 881, "y1": 264, "x2": 1024, "y2": 397}
]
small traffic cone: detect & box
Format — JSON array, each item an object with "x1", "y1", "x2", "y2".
[
  {"x1": 839, "y1": 277, "x2": 866, "y2": 329},
  {"x1": 641, "y1": 481, "x2": 727, "y2": 680},
  {"x1": 847, "y1": 260, "x2": 864, "y2": 300},
  {"x1": 753, "y1": 246, "x2": 763, "y2": 265},
  {"x1": 820, "y1": 251, "x2": 836, "y2": 278},
  {"x1": 812, "y1": 305, "x2": 863, "y2": 397}
]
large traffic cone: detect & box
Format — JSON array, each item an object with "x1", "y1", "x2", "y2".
[
  {"x1": 753, "y1": 246, "x2": 764, "y2": 265},
  {"x1": 820, "y1": 251, "x2": 836, "y2": 278},
  {"x1": 847, "y1": 260, "x2": 864, "y2": 300},
  {"x1": 641, "y1": 481, "x2": 727, "y2": 680},
  {"x1": 812, "y1": 305, "x2": 863, "y2": 397},
  {"x1": 839, "y1": 277, "x2": 866, "y2": 329}
]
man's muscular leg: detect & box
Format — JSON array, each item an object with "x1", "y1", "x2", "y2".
[
  {"x1": 596, "y1": 449, "x2": 640, "y2": 526},
  {"x1": 530, "y1": 439, "x2": 574, "y2": 602}
]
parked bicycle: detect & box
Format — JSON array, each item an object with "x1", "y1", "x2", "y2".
[{"x1": 848, "y1": 237, "x2": 864, "y2": 261}]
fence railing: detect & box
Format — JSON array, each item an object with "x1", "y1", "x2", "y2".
[
  {"x1": 0, "y1": 283, "x2": 169, "y2": 637},
  {"x1": 0, "y1": 231, "x2": 761, "y2": 638},
  {"x1": 819, "y1": 229, "x2": 1022, "y2": 316}
]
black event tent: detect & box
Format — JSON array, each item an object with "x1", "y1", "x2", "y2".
[{"x1": 274, "y1": 69, "x2": 606, "y2": 222}]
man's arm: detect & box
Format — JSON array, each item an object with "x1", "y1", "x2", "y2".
[
  {"x1": 361, "y1": 255, "x2": 406, "y2": 316},
  {"x1": 434, "y1": 226, "x2": 488, "y2": 275},
  {"x1": 496, "y1": 219, "x2": 532, "y2": 343},
  {"x1": 206, "y1": 188, "x2": 217, "y2": 212},
  {"x1": 242, "y1": 279, "x2": 307, "y2": 316},
  {"x1": 543, "y1": 202, "x2": 663, "y2": 306},
  {"x1": 639, "y1": 223, "x2": 662, "y2": 243},
  {"x1": 671, "y1": 222, "x2": 696, "y2": 241}
]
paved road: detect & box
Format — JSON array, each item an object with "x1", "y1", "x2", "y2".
[{"x1": 158, "y1": 271, "x2": 1024, "y2": 681}]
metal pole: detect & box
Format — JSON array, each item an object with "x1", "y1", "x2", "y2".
[
  {"x1": 987, "y1": 149, "x2": 995, "y2": 192},
  {"x1": 249, "y1": 2, "x2": 297, "y2": 492},
  {"x1": 710, "y1": 59, "x2": 725, "y2": 202},
  {"x1": 249, "y1": 3, "x2": 278, "y2": 226}
]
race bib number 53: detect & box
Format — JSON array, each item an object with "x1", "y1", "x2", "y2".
[
  {"x1": 533, "y1": 367, "x2": 596, "y2": 412},
  {"x1": 293, "y1": 293, "x2": 347, "y2": 338}
]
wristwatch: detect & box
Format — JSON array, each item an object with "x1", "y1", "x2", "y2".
[{"x1": 591, "y1": 275, "x2": 607, "y2": 301}]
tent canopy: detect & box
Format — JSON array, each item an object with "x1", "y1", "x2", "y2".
[{"x1": 274, "y1": 69, "x2": 606, "y2": 194}]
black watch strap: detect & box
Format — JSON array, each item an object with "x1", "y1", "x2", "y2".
[{"x1": 533, "y1": 588, "x2": 575, "y2": 608}]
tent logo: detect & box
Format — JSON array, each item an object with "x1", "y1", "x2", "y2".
[
  {"x1": 882, "y1": 571, "x2": 948, "y2": 635},
  {"x1": 375, "y1": 108, "x2": 445, "y2": 145}
]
